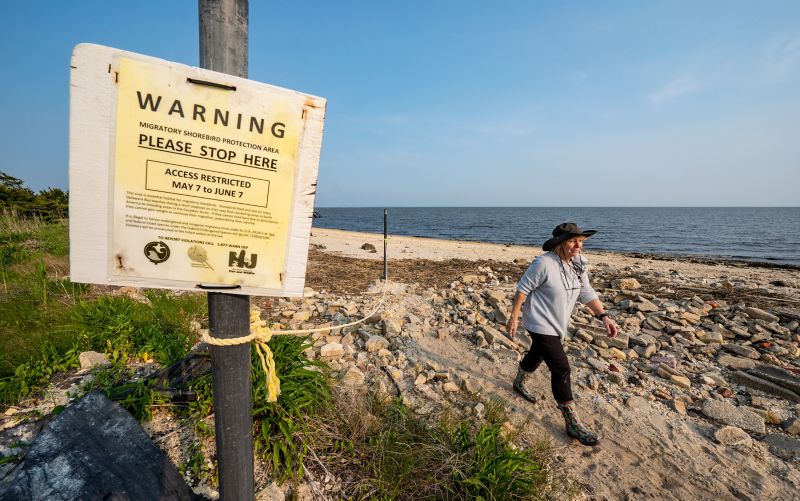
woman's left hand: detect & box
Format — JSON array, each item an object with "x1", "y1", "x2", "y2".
[{"x1": 603, "y1": 316, "x2": 618, "y2": 338}]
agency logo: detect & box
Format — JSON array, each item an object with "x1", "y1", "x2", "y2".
[
  {"x1": 188, "y1": 245, "x2": 214, "y2": 270},
  {"x1": 144, "y1": 241, "x2": 170, "y2": 264},
  {"x1": 228, "y1": 250, "x2": 258, "y2": 269}
]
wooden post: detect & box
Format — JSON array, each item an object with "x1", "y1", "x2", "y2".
[
  {"x1": 199, "y1": 1, "x2": 254, "y2": 500},
  {"x1": 208, "y1": 293, "x2": 253, "y2": 500}
]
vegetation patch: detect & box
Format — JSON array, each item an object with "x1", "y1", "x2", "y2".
[{"x1": 308, "y1": 391, "x2": 555, "y2": 500}]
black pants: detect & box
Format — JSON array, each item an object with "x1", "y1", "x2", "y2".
[{"x1": 519, "y1": 331, "x2": 573, "y2": 403}]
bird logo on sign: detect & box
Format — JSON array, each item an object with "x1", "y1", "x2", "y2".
[{"x1": 144, "y1": 241, "x2": 170, "y2": 264}]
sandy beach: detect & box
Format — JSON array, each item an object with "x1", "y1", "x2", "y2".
[
  {"x1": 311, "y1": 227, "x2": 800, "y2": 290},
  {"x1": 305, "y1": 228, "x2": 800, "y2": 500},
  {"x1": 4, "y1": 227, "x2": 799, "y2": 499}
]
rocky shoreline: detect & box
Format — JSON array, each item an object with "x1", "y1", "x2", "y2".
[
  {"x1": 2, "y1": 229, "x2": 799, "y2": 499},
  {"x1": 295, "y1": 229, "x2": 800, "y2": 499}
]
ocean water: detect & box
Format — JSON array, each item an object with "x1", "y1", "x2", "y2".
[{"x1": 312, "y1": 207, "x2": 800, "y2": 266}]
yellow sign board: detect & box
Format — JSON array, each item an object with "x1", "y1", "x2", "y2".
[{"x1": 69, "y1": 45, "x2": 325, "y2": 295}]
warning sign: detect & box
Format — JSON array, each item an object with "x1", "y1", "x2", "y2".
[{"x1": 69, "y1": 44, "x2": 325, "y2": 295}]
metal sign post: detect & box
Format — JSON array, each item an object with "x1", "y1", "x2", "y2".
[
  {"x1": 383, "y1": 209, "x2": 388, "y2": 281},
  {"x1": 199, "y1": 1, "x2": 254, "y2": 499}
]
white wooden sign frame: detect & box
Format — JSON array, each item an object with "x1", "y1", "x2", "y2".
[{"x1": 69, "y1": 44, "x2": 325, "y2": 296}]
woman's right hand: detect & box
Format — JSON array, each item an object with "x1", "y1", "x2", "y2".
[{"x1": 506, "y1": 316, "x2": 519, "y2": 338}]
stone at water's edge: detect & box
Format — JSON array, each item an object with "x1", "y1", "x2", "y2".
[{"x1": 0, "y1": 390, "x2": 199, "y2": 500}]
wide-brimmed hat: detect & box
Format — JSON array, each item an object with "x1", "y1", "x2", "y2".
[{"x1": 542, "y1": 222, "x2": 597, "y2": 251}]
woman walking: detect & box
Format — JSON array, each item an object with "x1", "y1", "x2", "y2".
[{"x1": 506, "y1": 222, "x2": 617, "y2": 446}]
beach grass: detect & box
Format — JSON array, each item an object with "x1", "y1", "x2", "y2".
[
  {"x1": 0, "y1": 208, "x2": 206, "y2": 404},
  {"x1": 306, "y1": 389, "x2": 559, "y2": 500},
  {"x1": 0, "y1": 208, "x2": 565, "y2": 498}
]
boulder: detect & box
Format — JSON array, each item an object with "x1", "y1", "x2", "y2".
[
  {"x1": 0, "y1": 391, "x2": 198, "y2": 500},
  {"x1": 644, "y1": 316, "x2": 667, "y2": 331},
  {"x1": 594, "y1": 332, "x2": 629, "y2": 351},
  {"x1": 481, "y1": 326, "x2": 517, "y2": 350},
  {"x1": 701, "y1": 399, "x2": 766, "y2": 434},
  {"x1": 625, "y1": 395, "x2": 650, "y2": 411},
  {"x1": 785, "y1": 418, "x2": 800, "y2": 436},
  {"x1": 634, "y1": 300, "x2": 659, "y2": 313},
  {"x1": 292, "y1": 310, "x2": 312, "y2": 322},
  {"x1": 739, "y1": 306, "x2": 779, "y2": 323},
  {"x1": 722, "y1": 343, "x2": 759, "y2": 359},
  {"x1": 698, "y1": 331, "x2": 724, "y2": 344},
  {"x1": 485, "y1": 290, "x2": 506, "y2": 308},
  {"x1": 714, "y1": 426, "x2": 751, "y2": 446},
  {"x1": 670, "y1": 375, "x2": 691, "y2": 390}
]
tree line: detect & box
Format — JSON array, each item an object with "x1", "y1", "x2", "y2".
[{"x1": 1, "y1": 172, "x2": 68, "y2": 222}]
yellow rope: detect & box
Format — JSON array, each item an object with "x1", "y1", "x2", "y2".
[{"x1": 200, "y1": 280, "x2": 389, "y2": 402}]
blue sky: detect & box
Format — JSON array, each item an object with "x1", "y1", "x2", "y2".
[{"x1": 1, "y1": 1, "x2": 798, "y2": 206}]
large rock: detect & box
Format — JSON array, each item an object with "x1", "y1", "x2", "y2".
[
  {"x1": 786, "y1": 418, "x2": 800, "y2": 436},
  {"x1": 714, "y1": 426, "x2": 751, "y2": 446},
  {"x1": 485, "y1": 290, "x2": 506, "y2": 308},
  {"x1": 740, "y1": 306, "x2": 779, "y2": 323},
  {"x1": 612, "y1": 278, "x2": 641, "y2": 289},
  {"x1": 493, "y1": 306, "x2": 509, "y2": 325},
  {"x1": 481, "y1": 325, "x2": 517, "y2": 350},
  {"x1": 341, "y1": 366, "x2": 366, "y2": 387},
  {"x1": 723, "y1": 343, "x2": 759, "y2": 359},
  {"x1": 747, "y1": 365, "x2": 800, "y2": 395},
  {"x1": 78, "y1": 351, "x2": 110, "y2": 370},
  {"x1": 761, "y1": 434, "x2": 800, "y2": 460},
  {"x1": 0, "y1": 391, "x2": 198, "y2": 500},
  {"x1": 634, "y1": 300, "x2": 659, "y2": 313},
  {"x1": 382, "y1": 318, "x2": 403, "y2": 337},
  {"x1": 717, "y1": 354, "x2": 757, "y2": 370},
  {"x1": 593, "y1": 332, "x2": 629, "y2": 351},
  {"x1": 698, "y1": 331, "x2": 724, "y2": 344},
  {"x1": 644, "y1": 316, "x2": 667, "y2": 331},
  {"x1": 320, "y1": 343, "x2": 344, "y2": 360},
  {"x1": 729, "y1": 372, "x2": 800, "y2": 402},
  {"x1": 365, "y1": 335, "x2": 390, "y2": 353},
  {"x1": 701, "y1": 399, "x2": 766, "y2": 434}
]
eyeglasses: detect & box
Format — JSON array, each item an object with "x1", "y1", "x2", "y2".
[{"x1": 558, "y1": 259, "x2": 584, "y2": 291}]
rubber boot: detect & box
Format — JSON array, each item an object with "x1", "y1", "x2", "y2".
[
  {"x1": 513, "y1": 366, "x2": 537, "y2": 403},
  {"x1": 557, "y1": 401, "x2": 599, "y2": 446}
]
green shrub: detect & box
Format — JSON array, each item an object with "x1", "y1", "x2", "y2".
[
  {"x1": 0, "y1": 291, "x2": 205, "y2": 405},
  {"x1": 252, "y1": 334, "x2": 331, "y2": 479}
]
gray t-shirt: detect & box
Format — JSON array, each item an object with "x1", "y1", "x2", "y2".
[{"x1": 515, "y1": 251, "x2": 598, "y2": 337}]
